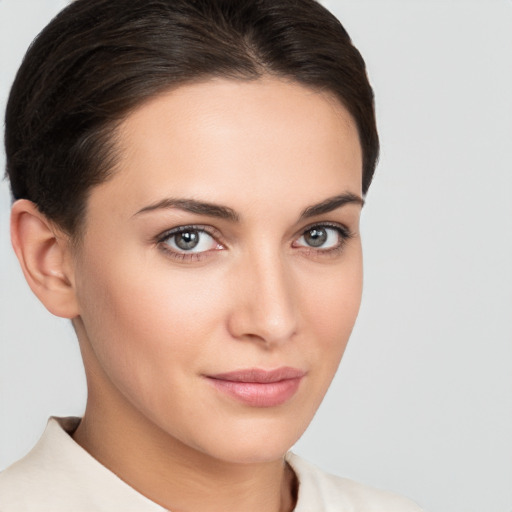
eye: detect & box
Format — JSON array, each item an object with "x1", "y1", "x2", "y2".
[
  {"x1": 158, "y1": 226, "x2": 222, "y2": 256},
  {"x1": 293, "y1": 224, "x2": 350, "y2": 251}
]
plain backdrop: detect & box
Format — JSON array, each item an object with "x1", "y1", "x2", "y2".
[{"x1": 1, "y1": 1, "x2": 511, "y2": 512}]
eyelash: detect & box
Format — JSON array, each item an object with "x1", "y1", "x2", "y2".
[
  {"x1": 156, "y1": 224, "x2": 221, "y2": 262},
  {"x1": 155, "y1": 222, "x2": 353, "y2": 262},
  {"x1": 294, "y1": 222, "x2": 354, "y2": 257}
]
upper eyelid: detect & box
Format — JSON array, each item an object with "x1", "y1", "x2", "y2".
[
  {"x1": 295, "y1": 221, "x2": 351, "y2": 238},
  {"x1": 156, "y1": 224, "x2": 220, "y2": 242}
]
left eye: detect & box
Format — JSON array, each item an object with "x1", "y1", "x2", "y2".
[
  {"x1": 161, "y1": 228, "x2": 220, "y2": 253},
  {"x1": 294, "y1": 226, "x2": 343, "y2": 250}
]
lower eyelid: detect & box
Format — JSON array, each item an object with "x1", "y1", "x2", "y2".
[
  {"x1": 155, "y1": 225, "x2": 226, "y2": 262},
  {"x1": 157, "y1": 241, "x2": 220, "y2": 262}
]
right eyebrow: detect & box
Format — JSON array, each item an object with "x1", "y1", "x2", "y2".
[{"x1": 133, "y1": 198, "x2": 240, "y2": 222}]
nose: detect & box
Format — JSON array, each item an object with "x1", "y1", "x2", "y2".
[{"x1": 226, "y1": 250, "x2": 298, "y2": 347}]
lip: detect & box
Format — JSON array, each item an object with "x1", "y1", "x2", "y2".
[{"x1": 205, "y1": 367, "x2": 306, "y2": 407}]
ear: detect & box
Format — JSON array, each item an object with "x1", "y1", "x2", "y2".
[{"x1": 10, "y1": 199, "x2": 80, "y2": 319}]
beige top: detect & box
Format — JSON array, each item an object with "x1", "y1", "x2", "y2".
[{"x1": 0, "y1": 417, "x2": 423, "y2": 511}]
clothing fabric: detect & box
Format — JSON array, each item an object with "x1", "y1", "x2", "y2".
[{"x1": 0, "y1": 417, "x2": 422, "y2": 511}]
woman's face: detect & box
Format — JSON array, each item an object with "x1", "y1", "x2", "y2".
[{"x1": 71, "y1": 77, "x2": 363, "y2": 464}]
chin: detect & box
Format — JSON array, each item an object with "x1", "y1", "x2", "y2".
[{"x1": 185, "y1": 414, "x2": 312, "y2": 465}]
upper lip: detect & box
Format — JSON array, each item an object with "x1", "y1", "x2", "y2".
[{"x1": 207, "y1": 367, "x2": 306, "y2": 383}]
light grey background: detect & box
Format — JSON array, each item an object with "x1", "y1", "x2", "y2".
[{"x1": 1, "y1": 1, "x2": 511, "y2": 512}]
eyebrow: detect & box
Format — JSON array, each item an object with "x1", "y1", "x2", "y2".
[
  {"x1": 299, "y1": 192, "x2": 364, "y2": 219},
  {"x1": 134, "y1": 192, "x2": 363, "y2": 222},
  {"x1": 135, "y1": 198, "x2": 240, "y2": 221}
]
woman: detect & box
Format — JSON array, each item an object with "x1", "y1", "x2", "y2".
[{"x1": 0, "y1": 0, "x2": 422, "y2": 510}]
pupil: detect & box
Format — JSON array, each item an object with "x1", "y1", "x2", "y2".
[
  {"x1": 175, "y1": 230, "x2": 199, "y2": 250},
  {"x1": 305, "y1": 228, "x2": 327, "y2": 247}
]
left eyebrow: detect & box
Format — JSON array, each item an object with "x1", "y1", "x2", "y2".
[{"x1": 299, "y1": 192, "x2": 364, "y2": 220}]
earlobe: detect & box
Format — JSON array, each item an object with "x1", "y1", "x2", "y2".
[{"x1": 10, "y1": 199, "x2": 80, "y2": 319}]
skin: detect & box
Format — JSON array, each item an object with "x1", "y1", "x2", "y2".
[{"x1": 11, "y1": 77, "x2": 363, "y2": 512}]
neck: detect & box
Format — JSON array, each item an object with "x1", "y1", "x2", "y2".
[{"x1": 72, "y1": 339, "x2": 297, "y2": 512}]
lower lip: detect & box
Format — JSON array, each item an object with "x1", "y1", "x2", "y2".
[{"x1": 207, "y1": 377, "x2": 303, "y2": 407}]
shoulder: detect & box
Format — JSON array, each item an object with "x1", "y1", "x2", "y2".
[
  {"x1": 0, "y1": 417, "x2": 91, "y2": 511},
  {"x1": 0, "y1": 417, "x2": 166, "y2": 512},
  {"x1": 286, "y1": 453, "x2": 424, "y2": 512}
]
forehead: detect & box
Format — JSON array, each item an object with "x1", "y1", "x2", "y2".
[{"x1": 89, "y1": 77, "x2": 362, "y2": 221}]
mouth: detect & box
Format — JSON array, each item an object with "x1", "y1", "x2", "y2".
[{"x1": 205, "y1": 367, "x2": 306, "y2": 407}]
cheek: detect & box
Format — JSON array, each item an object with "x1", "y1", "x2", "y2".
[
  {"x1": 74, "y1": 249, "x2": 225, "y2": 400},
  {"x1": 303, "y1": 247, "x2": 363, "y2": 337},
  {"x1": 298, "y1": 246, "x2": 363, "y2": 379}
]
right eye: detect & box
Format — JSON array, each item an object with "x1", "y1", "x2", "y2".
[{"x1": 158, "y1": 226, "x2": 224, "y2": 258}]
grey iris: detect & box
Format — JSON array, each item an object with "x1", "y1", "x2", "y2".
[
  {"x1": 175, "y1": 230, "x2": 200, "y2": 250},
  {"x1": 304, "y1": 228, "x2": 327, "y2": 247}
]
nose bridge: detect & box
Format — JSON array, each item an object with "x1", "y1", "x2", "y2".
[{"x1": 228, "y1": 245, "x2": 297, "y2": 345}]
